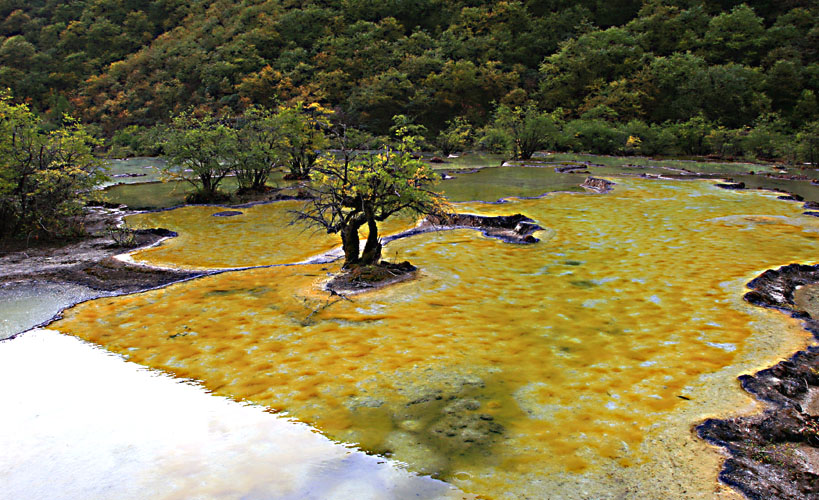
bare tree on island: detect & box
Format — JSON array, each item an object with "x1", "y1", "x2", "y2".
[{"x1": 293, "y1": 129, "x2": 447, "y2": 269}]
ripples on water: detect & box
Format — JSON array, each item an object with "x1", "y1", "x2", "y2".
[{"x1": 44, "y1": 177, "x2": 819, "y2": 498}]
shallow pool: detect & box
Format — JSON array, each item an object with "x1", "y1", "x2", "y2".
[
  {"x1": 0, "y1": 282, "x2": 99, "y2": 340},
  {"x1": 52, "y1": 177, "x2": 819, "y2": 498}
]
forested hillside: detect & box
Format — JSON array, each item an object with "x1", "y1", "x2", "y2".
[{"x1": 0, "y1": 0, "x2": 816, "y2": 158}]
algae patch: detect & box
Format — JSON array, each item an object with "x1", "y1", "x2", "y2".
[{"x1": 52, "y1": 178, "x2": 819, "y2": 498}]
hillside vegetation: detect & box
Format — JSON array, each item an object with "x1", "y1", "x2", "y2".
[{"x1": 0, "y1": 0, "x2": 816, "y2": 160}]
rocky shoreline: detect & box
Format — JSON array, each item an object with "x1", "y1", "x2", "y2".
[
  {"x1": 0, "y1": 206, "x2": 203, "y2": 293},
  {"x1": 1, "y1": 210, "x2": 199, "y2": 289},
  {"x1": 697, "y1": 264, "x2": 819, "y2": 500},
  {"x1": 0, "y1": 207, "x2": 205, "y2": 340}
]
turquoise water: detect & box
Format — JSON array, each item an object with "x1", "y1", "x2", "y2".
[
  {"x1": 102, "y1": 157, "x2": 168, "y2": 186},
  {"x1": 534, "y1": 152, "x2": 778, "y2": 175},
  {"x1": 733, "y1": 175, "x2": 819, "y2": 203},
  {"x1": 424, "y1": 152, "x2": 506, "y2": 170},
  {"x1": 440, "y1": 166, "x2": 586, "y2": 202},
  {"x1": 102, "y1": 154, "x2": 798, "y2": 210},
  {"x1": 102, "y1": 173, "x2": 295, "y2": 210}
]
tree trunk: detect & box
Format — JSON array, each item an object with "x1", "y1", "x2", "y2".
[
  {"x1": 341, "y1": 222, "x2": 361, "y2": 268},
  {"x1": 200, "y1": 173, "x2": 217, "y2": 197},
  {"x1": 360, "y1": 217, "x2": 382, "y2": 265}
]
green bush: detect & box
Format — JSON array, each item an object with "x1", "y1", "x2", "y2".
[
  {"x1": 477, "y1": 125, "x2": 511, "y2": 154},
  {"x1": 0, "y1": 92, "x2": 105, "y2": 239},
  {"x1": 563, "y1": 119, "x2": 627, "y2": 155},
  {"x1": 665, "y1": 116, "x2": 715, "y2": 156},
  {"x1": 795, "y1": 121, "x2": 819, "y2": 167},
  {"x1": 621, "y1": 120, "x2": 681, "y2": 157},
  {"x1": 489, "y1": 103, "x2": 559, "y2": 159},
  {"x1": 705, "y1": 127, "x2": 746, "y2": 158},
  {"x1": 741, "y1": 115, "x2": 789, "y2": 160},
  {"x1": 110, "y1": 125, "x2": 163, "y2": 157}
]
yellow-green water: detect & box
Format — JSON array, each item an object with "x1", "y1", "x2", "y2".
[
  {"x1": 125, "y1": 201, "x2": 419, "y2": 269},
  {"x1": 53, "y1": 177, "x2": 819, "y2": 498}
]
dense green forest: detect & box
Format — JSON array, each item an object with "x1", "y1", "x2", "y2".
[{"x1": 0, "y1": 0, "x2": 817, "y2": 160}]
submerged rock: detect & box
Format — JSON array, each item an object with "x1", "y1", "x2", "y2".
[
  {"x1": 555, "y1": 165, "x2": 590, "y2": 174},
  {"x1": 382, "y1": 431, "x2": 450, "y2": 475},
  {"x1": 428, "y1": 401, "x2": 503, "y2": 450},
  {"x1": 353, "y1": 372, "x2": 512, "y2": 479}
]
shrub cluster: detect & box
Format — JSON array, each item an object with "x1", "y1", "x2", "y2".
[{"x1": 0, "y1": 92, "x2": 105, "y2": 240}]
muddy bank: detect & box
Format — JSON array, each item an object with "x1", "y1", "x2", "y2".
[
  {"x1": 1, "y1": 207, "x2": 160, "y2": 279},
  {"x1": 0, "y1": 207, "x2": 202, "y2": 337},
  {"x1": 698, "y1": 264, "x2": 819, "y2": 500},
  {"x1": 28, "y1": 257, "x2": 202, "y2": 294},
  {"x1": 325, "y1": 261, "x2": 418, "y2": 295}
]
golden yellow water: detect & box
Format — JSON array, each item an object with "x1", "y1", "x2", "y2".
[
  {"x1": 55, "y1": 178, "x2": 819, "y2": 498},
  {"x1": 126, "y1": 201, "x2": 418, "y2": 269}
]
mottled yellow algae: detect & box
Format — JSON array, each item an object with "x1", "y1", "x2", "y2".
[
  {"x1": 55, "y1": 178, "x2": 819, "y2": 499},
  {"x1": 126, "y1": 200, "x2": 418, "y2": 269}
]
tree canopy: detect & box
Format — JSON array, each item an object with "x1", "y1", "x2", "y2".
[
  {"x1": 0, "y1": 1, "x2": 813, "y2": 143},
  {"x1": 295, "y1": 130, "x2": 446, "y2": 268},
  {"x1": 161, "y1": 110, "x2": 235, "y2": 202},
  {"x1": 0, "y1": 91, "x2": 104, "y2": 239}
]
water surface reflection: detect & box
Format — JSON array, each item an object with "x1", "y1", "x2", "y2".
[
  {"x1": 0, "y1": 283, "x2": 99, "y2": 340},
  {"x1": 0, "y1": 330, "x2": 469, "y2": 500}
]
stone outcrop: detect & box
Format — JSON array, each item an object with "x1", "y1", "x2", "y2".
[
  {"x1": 423, "y1": 213, "x2": 543, "y2": 244},
  {"x1": 581, "y1": 176, "x2": 615, "y2": 193},
  {"x1": 325, "y1": 260, "x2": 417, "y2": 295},
  {"x1": 715, "y1": 181, "x2": 747, "y2": 190},
  {"x1": 697, "y1": 264, "x2": 819, "y2": 500},
  {"x1": 555, "y1": 165, "x2": 590, "y2": 174}
]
